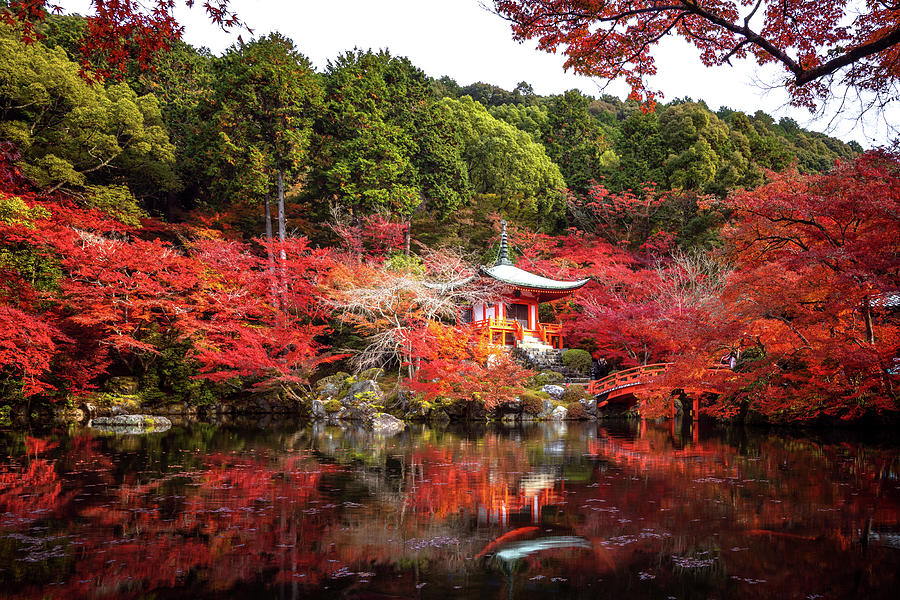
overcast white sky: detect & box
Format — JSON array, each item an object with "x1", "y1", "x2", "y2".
[{"x1": 57, "y1": 0, "x2": 898, "y2": 147}]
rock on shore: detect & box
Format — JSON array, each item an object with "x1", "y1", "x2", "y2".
[{"x1": 90, "y1": 414, "x2": 172, "y2": 434}]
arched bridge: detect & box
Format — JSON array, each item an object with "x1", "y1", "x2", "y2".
[{"x1": 584, "y1": 363, "x2": 730, "y2": 419}]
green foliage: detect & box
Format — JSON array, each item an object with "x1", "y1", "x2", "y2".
[
  {"x1": 543, "y1": 90, "x2": 618, "y2": 192},
  {"x1": 518, "y1": 390, "x2": 545, "y2": 414},
  {"x1": 0, "y1": 27, "x2": 176, "y2": 196},
  {"x1": 383, "y1": 253, "x2": 425, "y2": 275},
  {"x1": 311, "y1": 49, "x2": 469, "y2": 220},
  {"x1": 562, "y1": 384, "x2": 588, "y2": 404},
  {"x1": 440, "y1": 96, "x2": 566, "y2": 229},
  {"x1": 323, "y1": 398, "x2": 342, "y2": 413},
  {"x1": 610, "y1": 109, "x2": 666, "y2": 192},
  {"x1": 527, "y1": 370, "x2": 565, "y2": 389},
  {"x1": 489, "y1": 103, "x2": 549, "y2": 140},
  {"x1": 0, "y1": 404, "x2": 11, "y2": 427},
  {"x1": 0, "y1": 196, "x2": 61, "y2": 291},
  {"x1": 138, "y1": 332, "x2": 216, "y2": 406},
  {"x1": 197, "y1": 33, "x2": 321, "y2": 211},
  {"x1": 0, "y1": 195, "x2": 50, "y2": 227},
  {"x1": 562, "y1": 349, "x2": 592, "y2": 375},
  {"x1": 83, "y1": 185, "x2": 147, "y2": 227}
]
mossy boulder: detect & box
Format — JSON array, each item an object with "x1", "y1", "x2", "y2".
[
  {"x1": 343, "y1": 381, "x2": 383, "y2": 422},
  {"x1": 345, "y1": 380, "x2": 383, "y2": 405},
  {"x1": 542, "y1": 384, "x2": 565, "y2": 399},
  {"x1": 566, "y1": 402, "x2": 589, "y2": 420},
  {"x1": 316, "y1": 372, "x2": 351, "y2": 399},
  {"x1": 369, "y1": 412, "x2": 405, "y2": 435},
  {"x1": 105, "y1": 376, "x2": 140, "y2": 395},
  {"x1": 83, "y1": 392, "x2": 143, "y2": 416},
  {"x1": 90, "y1": 414, "x2": 171, "y2": 434},
  {"x1": 549, "y1": 405, "x2": 568, "y2": 420},
  {"x1": 518, "y1": 390, "x2": 546, "y2": 415},
  {"x1": 357, "y1": 368, "x2": 383, "y2": 382}
]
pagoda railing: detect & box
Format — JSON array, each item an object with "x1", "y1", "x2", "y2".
[
  {"x1": 536, "y1": 322, "x2": 564, "y2": 348},
  {"x1": 470, "y1": 317, "x2": 522, "y2": 345},
  {"x1": 470, "y1": 318, "x2": 565, "y2": 347}
]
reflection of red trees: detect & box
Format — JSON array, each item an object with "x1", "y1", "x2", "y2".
[
  {"x1": 2, "y1": 425, "x2": 898, "y2": 598},
  {"x1": 2, "y1": 437, "x2": 349, "y2": 599}
]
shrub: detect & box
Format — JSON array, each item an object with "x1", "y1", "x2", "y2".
[
  {"x1": 324, "y1": 399, "x2": 342, "y2": 413},
  {"x1": 566, "y1": 402, "x2": 588, "y2": 420},
  {"x1": 519, "y1": 390, "x2": 545, "y2": 415},
  {"x1": 562, "y1": 349, "x2": 592, "y2": 375},
  {"x1": 562, "y1": 384, "x2": 587, "y2": 404},
  {"x1": 527, "y1": 370, "x2": 565, "y2": 389}
]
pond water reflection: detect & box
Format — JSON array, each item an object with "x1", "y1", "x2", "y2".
[{"x1": 1, "y1": 419, "x2": 898, "y2": 599}]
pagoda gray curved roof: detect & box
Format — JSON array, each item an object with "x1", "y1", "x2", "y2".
[{"x1": 480, "y1": 264, "x2": 589, "y2": 291}]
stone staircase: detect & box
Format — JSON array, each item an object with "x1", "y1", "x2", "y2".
[{"x1": 513, "y1": 335, "x2": 590, "y2": 384}]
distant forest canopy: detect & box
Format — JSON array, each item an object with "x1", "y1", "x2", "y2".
[{"x1": 0, "y1": 14, "x2": 861, "y2": 252}]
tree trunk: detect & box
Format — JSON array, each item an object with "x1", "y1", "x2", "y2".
[
  {"x1": 277, "y1": 170, "x2": 287, "y2": 261},
  {"x1": 862, "y1": 295, "x2": 876, "y2": 345},
  {"x1": 404, "y1": 217, "x2": 411, "y2": 256},
  {"x1": 264, "y1": 190, "x2": 276, "y2": 305},
  {"x1": 265, "y1": 196, "x2": 273, "y2": 241}
]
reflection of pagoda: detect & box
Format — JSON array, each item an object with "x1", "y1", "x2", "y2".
[{"x1": 459, "y1": 221, "x2": 588, "y2": 349}]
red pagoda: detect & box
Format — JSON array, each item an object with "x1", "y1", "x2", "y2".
[{"x1": 459, "y1": 221, "x2": 588, "y2": 349}]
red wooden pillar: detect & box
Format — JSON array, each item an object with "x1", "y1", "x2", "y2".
[{"x1": 692, "y1": 396, "x2": 699, "y2": 422}]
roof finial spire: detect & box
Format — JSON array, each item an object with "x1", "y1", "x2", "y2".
[{"x1": 496, "y1": 220, "x2": 512, "y2": 266}]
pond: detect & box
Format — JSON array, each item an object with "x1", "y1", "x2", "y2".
[{"x1": 1, "y1": 419, "x2": 898, "y2": 599}]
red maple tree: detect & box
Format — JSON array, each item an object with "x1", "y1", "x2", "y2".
[{"x1": 493, "y1": 1, "x2": 900, "y2": 109}]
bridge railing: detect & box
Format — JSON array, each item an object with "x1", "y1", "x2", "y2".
[{"x1": 586, "y1": 363, "x2": 674, "y2": 396}]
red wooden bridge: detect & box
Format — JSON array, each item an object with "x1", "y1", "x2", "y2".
[{"x1": 584, "y1": 363, "x2": 730, "y2": 420}]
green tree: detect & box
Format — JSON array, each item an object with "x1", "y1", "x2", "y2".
[
  {"x1": 659, "y1": 102, "x2": 750, "y2": 194},
  {"x1": 543, "y1": 90, "x2": 617, "y2": 192},
  {"x1": 200, "y1": 33, "x2": 321, "y2": 242},
  {"x1": 0, "y1": 27, "x2": 176, "y2": 198},
  {"x1": 310, "y1": 50, "x2": 469, "y2": 229},
  {"x1": 441, "y1": 96, "x2": 566, "y2": 229},
  {"x1": 612, "y1": 109, "x2": 666, "y2": 192},
  {"x1": 489, "y1": 103, "x2": 549, "y2": 141},
  {"x1": 127, "y1": 40, "x2": 215, "y2": 215}
]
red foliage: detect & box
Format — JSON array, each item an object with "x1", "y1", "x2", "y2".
[
  {"x1": 180, "y1": 237, "x2": 335, "y2": 385},
  {"x1": 405, "y1": 322, "x2": 532, "y2": 411},
  {"x1": 494, "y1": 1, "x2": 900, "y2": 110},
  {"x1": 0, "y1": 150, "x2": 334, "y2": 397},
  {"x1": 3, "y1": 1, "x2": 243, "y2": 77},
  {"x1": 330, "y1": 213, "x2": 408, "y2": 263},
  {"x1": 709, "y1": 150, "x2": 900, "y2": 420}
]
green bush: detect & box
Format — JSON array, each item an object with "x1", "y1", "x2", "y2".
[
  {"x1": 562, "y1": 349, "x2": 592, "y2": 374},
  {"x1": 384, "y1": 253, "x2": 425, "y2": 275},
  {"x1": 527, "y1": 370, "x2": 565, "y2": 389},
  {"x1": 562, "y1": 384, "x2": 587, "y2": 404},
  {"x1": 519, "y1": 390, "x2": 545, "y2": 414},
  {"x1": 324, "y1": 399, "x2": 342, "y2": 413}
]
